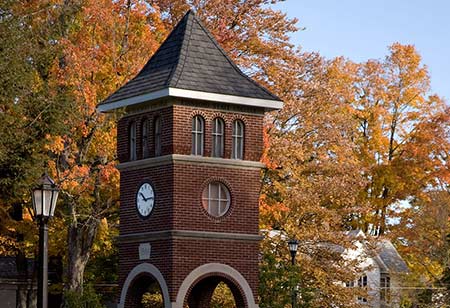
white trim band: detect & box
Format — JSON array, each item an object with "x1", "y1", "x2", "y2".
[
  {"x1": 118, "y1": 154, "x2": 265, "y2": 171},
  {"x1": 98, "y1": 87, "x2": 283, "y2": 112}
]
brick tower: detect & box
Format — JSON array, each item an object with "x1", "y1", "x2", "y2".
[{"x1": 98, "y1": 10, "x2": 282, "y2": 308}]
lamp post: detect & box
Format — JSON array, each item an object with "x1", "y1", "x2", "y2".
[
  {"x1": 31, "y1": 174, "x2": 59, "y2": 308},
  {"x1": 288, "y1": 239, "x2": 299, "y2": 308}
]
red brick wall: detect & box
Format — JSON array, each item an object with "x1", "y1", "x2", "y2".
[
  {"x1": 117, "y1": 100, "x2": 264, "y2": 306},
  {"x1": 118, "y1": 238, "x2": 259, "y2": 303},
  {"x1": 117, "y1": 102, "x2": 264, "y2": 163},
  {"x1": 172, "y1": 164, "x2": 260, "y2": 234},
  {"x1": 120, "y1": 163, "x2": 261, "y2": 235},
  {"x1": 119, "y1": 164, "x2": 174, "y2": 235}
]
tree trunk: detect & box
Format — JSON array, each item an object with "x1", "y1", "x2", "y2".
[{"x1": 65, "y1": 218, "x2": 99, "y2": 293}]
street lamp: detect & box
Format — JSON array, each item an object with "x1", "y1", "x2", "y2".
[
  {"x1": 288, "y1": 239, "x2": 299, "y2": 308},
  {"x1": 288, "y1": 239, "x2": 299, "y2": 266},
  {"x1": 31, "y1": 174, "x2": 59, "y2": 308}
]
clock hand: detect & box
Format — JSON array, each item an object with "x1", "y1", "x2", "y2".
[{"x1": 139, "y1": 193, "x2": 148, "y2": 201}]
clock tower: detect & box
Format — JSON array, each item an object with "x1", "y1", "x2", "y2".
[{"x1": 99, "y1": 10, "x2": 282, "y2": 308}]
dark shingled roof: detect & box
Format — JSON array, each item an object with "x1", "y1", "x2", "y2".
[
  {"x1": 346, "y1": 230, "x2": 409, "y2": 274},
  {"x1": 376, "y1": 240, "x2": 409, "y2": 273},
  {"x1": 0, "y1": 256, "x2": 33, "y2": 279},
  {"x1": 100, "y1": 10, "x2": 280, "y2": 106}
]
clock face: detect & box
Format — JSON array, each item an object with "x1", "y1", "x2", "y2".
[{"x1": 136, "y1": 182, "x2": 155, "y2": 218}]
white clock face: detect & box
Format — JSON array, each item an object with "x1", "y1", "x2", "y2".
[{"x1": 136, "y1": 182, "x2": 155, "y2": 218}]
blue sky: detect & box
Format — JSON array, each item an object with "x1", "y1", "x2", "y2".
[{"x1": 274, "y1": 0, "x2": 450, "y2": 103}]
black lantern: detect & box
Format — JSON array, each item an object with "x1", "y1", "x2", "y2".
[
  {"x1": 288, "y1": 239, "x2": 299, "y2": 264},
  {"x1": 31, "y1": 173, "x2": 59, "y2": 308},
  {"x1": 31, "y1": 174, "x2": 59, "y2": 220}
]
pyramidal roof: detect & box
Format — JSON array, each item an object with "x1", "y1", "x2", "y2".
[{"x1": 98, "y1": 10, "x2": 282, "y2": 112}]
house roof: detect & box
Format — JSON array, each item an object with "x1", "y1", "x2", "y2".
[
  {"x1": 0, "y1": 256, "x2": 33, "y2": 279},
  {"x1": 376, "y1": 240, "x2": 409, "y2": 273},
  {"x1": 99, "y1": 10, "x2": 282, "y2": 112},
  {"x1": 345, "y1": 230, "x2": 409, "y2": 274}
]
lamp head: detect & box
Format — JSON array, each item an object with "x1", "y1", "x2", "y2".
[
  {"x1": 31, "y1": 174, "x2": 59, "y2": 220},
  {"x1": 288, "y1": 239, "x2": 299, "y2": 258}
]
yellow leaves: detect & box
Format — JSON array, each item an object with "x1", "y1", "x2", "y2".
[
  {"x1": 45, "y1": 134, "x2": 65, "y2": 154},
  {"x1": 260, "y1": 194, "x2": 290, "y2": 229},
  {"x1": 91, "y1": 217, "x2": 115, "y2": 256},
  {"x1": 91, "y1": 122, "x2": 117, "y2": 160},
  {"x1": 48, "y1": 216, "x2": 67, "y2": 256}
]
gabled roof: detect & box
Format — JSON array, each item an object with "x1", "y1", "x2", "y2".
[
  {"x1": 99, "y1": 10, "x2": 282, "y2": 112},
  {"x1": 375, "y1": 240, "x2": 409, "y2": 273},
  {"x1": 346, "y1": 230, "x2": 409, "y2": 274}
]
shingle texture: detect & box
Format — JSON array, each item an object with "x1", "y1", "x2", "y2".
[
  {"x1": 377, "y1": 240, "x2": 409, "y2": 273},
  {"x1": 101, "y1": 10, "x2": 280, "y2": 106}
]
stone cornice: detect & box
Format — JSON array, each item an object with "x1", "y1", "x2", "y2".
[
  {"x1": 117, "y1": 230, "x2": 263, "y2": 244},
  {"x1": 118, "y1": 154, "x2": 265, "y2": 171}
]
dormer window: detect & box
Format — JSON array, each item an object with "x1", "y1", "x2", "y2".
[
  {"x1": 154, "y1": 116, "x2": 162, "y2": 156},
  {"x1": 192, "y1": 115, "x2": 204, "y2": 156},
  {"x1": 212, "y1": 118, "x2": 224, "y2": 158},
  {"x1": 129, "y1": 121, "x2": 137, "y2": 161},
  {"x1": 231, "y1": 120, "x2": 244, "y2": 159},
  {"x1": 142, "y1": 119, "x2": 149, "y2": 158}
]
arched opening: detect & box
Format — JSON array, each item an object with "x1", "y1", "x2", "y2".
[
  {"x1": 175, "y1": 263, "x2": 257, "y2": 308},
  {"x1": 126, "y1": 274, "x2": 164, "y2": 308},
  {"x1": 118, "y1": 263, "x2": 170, "y2": 308},
  {"x1": 184, "y1": 275, "x2": 246, "y2": 308}
]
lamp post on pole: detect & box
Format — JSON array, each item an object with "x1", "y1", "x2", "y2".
[
  {"x1": 288, "y1": 239, "x2": 299, "y2": 308},
  {"x1": 31, "y1": 174, "x2": 59, "y2": 308}
]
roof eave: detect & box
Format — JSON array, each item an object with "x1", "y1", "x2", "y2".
[{"x1": 97, "y1": 87, "x2": 283, "y2": 112}]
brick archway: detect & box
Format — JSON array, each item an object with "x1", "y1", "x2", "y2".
[
  {"x1": 118, "y1": 263, "x2": 170, "y2": 308},
  {"x1": 186, "y1": 273, "x2": 246, "y2": 308},
  {"x1": 174, "y1": 263, "x2": 258, "y2": 308}
]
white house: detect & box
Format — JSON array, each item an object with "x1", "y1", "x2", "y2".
[{"x1": 344, "y1": 230, "x2": 409, "y2": 308}]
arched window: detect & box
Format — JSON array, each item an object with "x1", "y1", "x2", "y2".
[
  {"x1": 154, "y1": 116, "x2": 162, "y2": 156},
  {"x1": 142, "y1": 119, "x2": 149, "y2": 158},
  {"x1": 191, "y1": 116, "x2": 204, "y2": 156},
  {"x1": 202, "y1": 182, "x2": 231, "y2": 217},
  {"x1": 129, "y1": 121, "x2": 137, "y2": 161},
  {"x1": 231, "y1": 120, "x2": 244, "y2": 159},
  {"x1": 212, "y1": 118, "x2": 224, "y2": 158}
]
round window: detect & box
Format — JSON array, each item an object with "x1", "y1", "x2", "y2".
[{"x1": 202, "y1": 182, "x2": 231, "y2": 217}]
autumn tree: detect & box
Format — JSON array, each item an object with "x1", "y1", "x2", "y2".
[
  {"x1": 259, "y1": 41, "x2": 450, "y2": 306},
  {"x1": 4, "y1": 0, "x2": 448, "y2": 306},
  {"x1": 46, "y1": 0, "x2": 162, "y2": 295},
  {"x1": 0, "y1": 0, "x2": 78, "y2": 305},
  {"x1": 258, "y1": 48, "x2": 370, "y2": 306},
  {"x1": 327, "y1": 44, "x2": 450, "y2": 235},
  {"x1": 1, "y1": 0, "x2": 161, "y2": 299},
  {"x1": 393, "y1": 191, "x2": 450, "y2": 305},
  {"x1": 318, "y1": 43, "x2": 450, "y2": 305}
]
